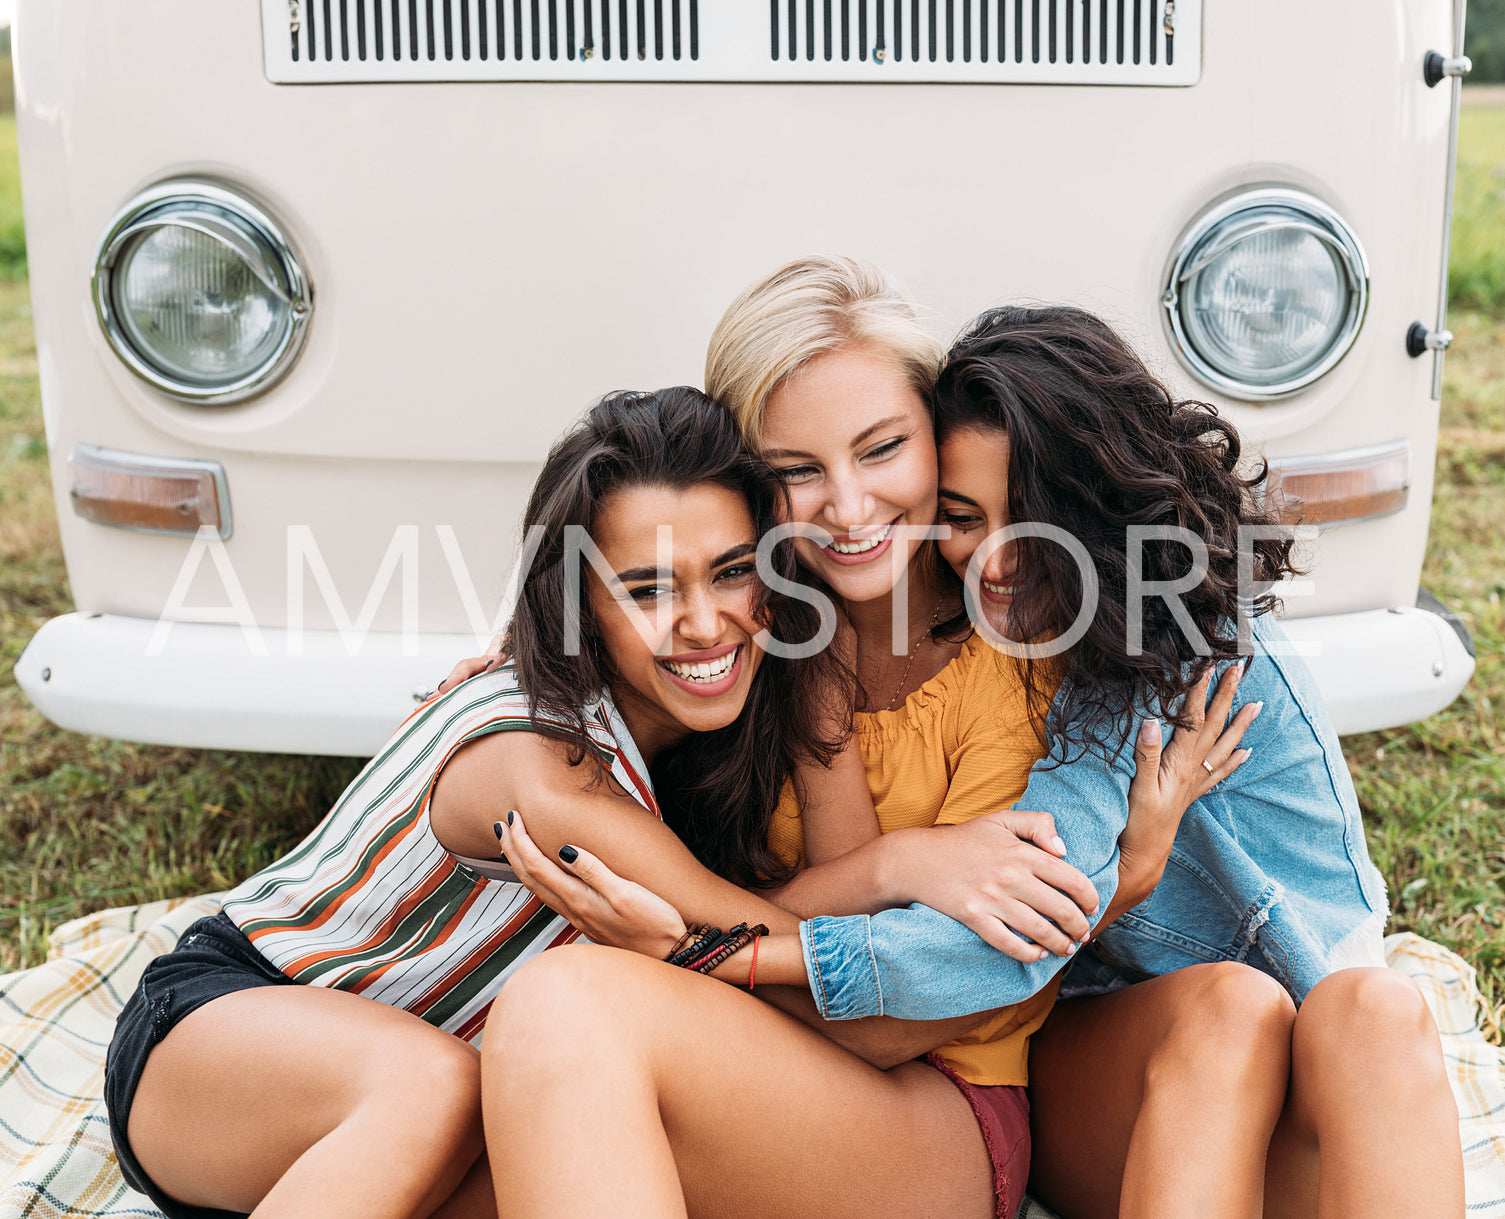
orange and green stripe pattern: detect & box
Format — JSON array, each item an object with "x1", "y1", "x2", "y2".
[{"x1": 220, "y1": 666, "x2": 658, "y2": 1045}]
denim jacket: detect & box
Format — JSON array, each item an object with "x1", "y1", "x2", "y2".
[{"x1": 798, "y1": 612, "x2": 1389, "y2": 1022}]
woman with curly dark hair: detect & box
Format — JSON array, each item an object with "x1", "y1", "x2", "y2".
[{"x1": 917, "y1": 304, "x2": 1464, "y2": 1217}]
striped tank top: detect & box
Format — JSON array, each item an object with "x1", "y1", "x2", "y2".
[{"x1": 220, "y1": 665, "x2": 657, "y2": 1044}]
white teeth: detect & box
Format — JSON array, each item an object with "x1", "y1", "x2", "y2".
[
  {"x1": 983, "y1": 581, "x2": 1015, "y2": 596},
  {"x1": 829, "y1": 521, "x2": 894, "y2": 555},
  {"x1": 663, "y1": 647, "x2": 738, "y2": 683}
]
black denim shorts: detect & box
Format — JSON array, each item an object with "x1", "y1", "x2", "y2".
[{"x1": 104, "y1": 911, "x2": 297, "y2": 1219}]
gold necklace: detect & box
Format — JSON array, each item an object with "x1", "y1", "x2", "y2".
[{"x1": 884, "y1": 601, "x2": 946, "y2": 712}]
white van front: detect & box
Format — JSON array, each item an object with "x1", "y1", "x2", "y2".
[{"x1": 11, "y1": 0, "x2": 1475, "y2": 754}]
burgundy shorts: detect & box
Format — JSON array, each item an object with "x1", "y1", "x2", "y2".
[{"x1": 925, "y1": 1053, "x2": 1031, "y2": 1219}]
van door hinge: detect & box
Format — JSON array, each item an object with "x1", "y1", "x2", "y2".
[
  {"x1": 1406, "y1": 322, "x2": 1453, "y2": 358},
  {"x1": 1418, "y1": 0, "x2": 1470, "y2": 400},
  {"x1": 1424, "y1": 50, "x2": 1471, "y2": 88}
]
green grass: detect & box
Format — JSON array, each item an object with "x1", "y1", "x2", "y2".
[
  {"x1": 1450, "y1": 104, "x2": 1505, "y2": 316},
  {"x1": 1343, "y1": 312, "x2": 1505, "y2": 1017},
  {"x1": 0, "y1": 114, "x2": 1501, "y2": 1034},
  {"x1": 0, "y1": 112, "x2": 23, "y2": 279}
]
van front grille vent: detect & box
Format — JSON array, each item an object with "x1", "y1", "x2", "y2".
[{"x1": 266, "y1": 0, "x2": 1200, "y2": 82}]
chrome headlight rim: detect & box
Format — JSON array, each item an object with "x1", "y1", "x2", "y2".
[
  {"x1": 91, "y1": 179, "x2": 313, "y2": 406},
  {"x1": 1161, "y1": 186, "x2": 1370, "y2": 403}
]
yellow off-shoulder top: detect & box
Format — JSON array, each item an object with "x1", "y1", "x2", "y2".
[{"x1": 766, "y1": 631, "x2": 1059, "y2": 1087}]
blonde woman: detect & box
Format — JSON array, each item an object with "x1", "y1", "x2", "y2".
[{"x1": 476, "y1": 259, "x2": 1282, "y2": 1219}]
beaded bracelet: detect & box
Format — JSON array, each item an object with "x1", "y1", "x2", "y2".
[
  {"x1": 688, "y1": 928, "x2": 752, "y2": 974},
  {"x1": 667, "y1": 925, "x2": 723, "y2": 969},
  {"x1": 692, "y1": 933, "x2": 751, "y2": 974},
  {"x1": 664, "y1": 924, "x2": 702, "y2": 964},
  {"x1": 684, "y1": 923, "x2": 749, "y2": 971},
  {"x1": 690, "y1": 923, "x2": 769, "y2": 977}
]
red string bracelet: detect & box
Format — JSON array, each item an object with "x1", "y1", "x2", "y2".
[{"x1": 747, "y1": 934, "x2": 761, "y2": 991}]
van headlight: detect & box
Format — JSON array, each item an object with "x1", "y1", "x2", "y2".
[
  {"x1": 1162, "y1": 188, "x2": 1368, "y2": 401},
  {"x1": 92, "y1": 181, "x2": 312, "y2": 405}
]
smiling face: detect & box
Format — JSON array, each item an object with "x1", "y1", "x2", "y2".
[
  {"x1": 585, "y1": 480, "x2": 765, "y2": 760},
  {"x1": 758, "y1": 342, "x2": 939, "y2": 607},
  {"x1": 936, "y1": 425, "x2": 1018, "y2": 637}
]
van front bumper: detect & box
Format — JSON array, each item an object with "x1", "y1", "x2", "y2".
[
  {"x1": 13, "y1": 613, "x2": 480, "y2": 756},
  {"x1": 14, "y1": 600, "x2": 1476, "y2": 756}
]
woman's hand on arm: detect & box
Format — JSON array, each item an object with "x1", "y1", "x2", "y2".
[
  {"x1": 429, "y1": 731, "x2": 800, "y2": 936},
  {"x1": 496, "y1": 818, "x2": 999, "y2": 1068},
  {"x1": 434, "y1": 635, "x2": 508, "y2": 696},
  {"x1": 497, "y1": 810, "x2": 689, "y2": 959},
  {"x1": 795, "y1": 676, "x2": 1263, "y2": 1027},
  {"x1": 873, "y1": 814, "x2": 1098, "y2": 961},
  {"x1": 1108, "y1": 661, "x2": 1259, "y2": 920},
  {"x1": 761, "y1": 811, "x2": 1098, "y2": 962}
]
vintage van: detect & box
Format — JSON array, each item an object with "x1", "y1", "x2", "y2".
[{"x1": 10, "y1": 0, "x2": 1477, "y2": 755}]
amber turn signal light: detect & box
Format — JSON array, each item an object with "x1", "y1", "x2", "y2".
[
  {"x1": 67, "y1": 445, "x2": 232, "y2": 539},
  {"x1": 1266, "y1": 441, "x2": 1409, "y2": 528}
]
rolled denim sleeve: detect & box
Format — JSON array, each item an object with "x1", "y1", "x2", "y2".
[{"x1": 800, "y1": 716, "x2": 1143, "y2": 1021}]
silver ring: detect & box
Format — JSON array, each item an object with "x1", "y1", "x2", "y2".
[{"x1": 1202, "y1": 760, "x2": 1215, "y2": 775}]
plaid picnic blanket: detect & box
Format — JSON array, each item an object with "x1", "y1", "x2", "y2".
[
  {"x1": 0, "y1": 896, "x2": 220, "y2": 1218},
  {"x1": 2, "y1": 900, "x2": 1502, "y2": 1218}
]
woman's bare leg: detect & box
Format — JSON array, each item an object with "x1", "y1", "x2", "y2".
[
  {"x1": 1263, "y1": 967, "x2": 1463, "y2": 1219},
  {"x1": 1027, "y1": 962, "x2": 1296, "y2": 1219},
  {"x1": 482, "y1": 945, "x2": 998, "y2": 1219},
  {"x1": 128, "y1": 986, "x2": 492, "y2": 1219},
  {"x1": 432, "y1": 1157, "x2": 498, "y2": 1219}
]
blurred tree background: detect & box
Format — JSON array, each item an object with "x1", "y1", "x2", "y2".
[
  {"x1": 0, "y1": 29, "x2": 11, "y2": 112},
  {"x1": 1472, "y1": 0, "x2": 1505, "y2": 81}
]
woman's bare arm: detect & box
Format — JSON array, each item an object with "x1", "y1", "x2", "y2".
[
  {"x1": 792, "y1": 731, "x2": 881, "y2": 865},
  {"x1": 430, "y1": 730, "x2": 802, "y2": 935}
]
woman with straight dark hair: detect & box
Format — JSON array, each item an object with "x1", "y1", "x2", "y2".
[{"x1": 101, "y1": 386, "x2": 880, "y2": 1219}]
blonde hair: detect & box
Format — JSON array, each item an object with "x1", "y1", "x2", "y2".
[{"x1": 705, "y1": 255, "x2": 945, "y2": 449}]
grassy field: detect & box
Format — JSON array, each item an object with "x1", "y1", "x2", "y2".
[
  {"x1": 1341, "y1": 100, "x2": 1505, "y2": 1010},
  {"x1": 1451, "y1": 101, "x2": 1505, "y2": 315},
  {"x1": 1, "y1": 107, "x2": 1503, "y2": 1028},
  {"x1": 0, "y1": 116, "x2": 24, "y2": 279},
  {"x1": 1345, "y1": 307, "x2": 1505, "y2": 1010}
]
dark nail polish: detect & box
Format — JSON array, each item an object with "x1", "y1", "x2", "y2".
[
  {"x1": 507, "y1": 810, "x2": 515, "y2": 826},
  {"x1": 493, "y1": 821, "x2": 505, "y2": 840},
  {"x1": 558, "y1": 845, "x2": 579, "y2": 864}
]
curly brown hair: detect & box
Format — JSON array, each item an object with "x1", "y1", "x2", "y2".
[{"x1": 933, "y1": 305, "x2": 1300, "y2": 758}]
